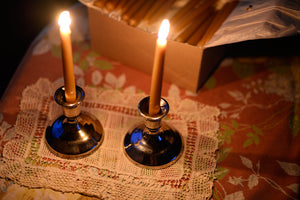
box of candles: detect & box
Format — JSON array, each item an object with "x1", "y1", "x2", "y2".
[{"x1": 82, "y1": 0, "x2": 238, "y2": 92}]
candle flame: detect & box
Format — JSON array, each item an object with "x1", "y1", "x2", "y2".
[
  {"x1": 58, "y1": 11, "x2": 71, "y2": 33},
  {"x1": 157, "y1": 19, "x2": 170, "y2": 45}
]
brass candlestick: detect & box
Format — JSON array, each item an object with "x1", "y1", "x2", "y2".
[
  {"x1": 45, "y1": 86, "x2": 104, "y2": 159},
  {"x1": 124, "y1": 96, "x2": 183, "y2": 169}
]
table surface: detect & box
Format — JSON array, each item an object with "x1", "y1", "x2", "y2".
[{"x1": 0, "y1": 4, "x2": 299, "y2": 200}]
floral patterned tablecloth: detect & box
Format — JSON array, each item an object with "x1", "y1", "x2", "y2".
[{"x1": 0, "y1": 5, "x2": 299, "y2": 200}]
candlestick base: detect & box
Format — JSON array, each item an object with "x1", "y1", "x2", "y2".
[
  {"x1": 45, "y1": 86, "x2": 104, "y2": 159},
  {"x1": 124, "y1": 96, "x2": 184, "y2": 169}
]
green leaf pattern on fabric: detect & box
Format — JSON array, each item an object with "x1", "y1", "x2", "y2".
[
  {"x1": 215, "y1": 167, "x2": 229, "y2": 180},
  {"x1": 243, "y1": 125, "x2": 263, "y2": 147},
  {"x1": 72, "y1": 52, "x2": 81, "y2": 64},
  {"x1": 215, "y1": 57, "x2": 299, "y2": 199},
  {"x1": 267, "y1": 58, "x2": 291, "y2": 75},
  {"x1": 205, "y1": 76, "x2": 216, "y2": 89},
  {"x1": 232, "y1": 59, "x2": 256, "y2": 78},
  {"x1": 217, "y1": 147, "x2": 232, "y2": 163},
  {"x1": 79, "y1": 59, "x2": 89, "y2": 71},
  {"x1": 51, "y1": 45, "x2": 62, "y2": 58},
  {"x1": 93, "y1": 60, "x2": 113, "y2": 70}
]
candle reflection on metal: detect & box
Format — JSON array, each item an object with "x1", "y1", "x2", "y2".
[
  {"x1": 124, "y1": 96, "x2": 184, "y2": 169},
  {"x1": 45, "y1": 86, "x2": 104, "y2": 159}
]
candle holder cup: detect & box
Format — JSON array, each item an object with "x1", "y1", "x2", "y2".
[
  {"x1": 45, "y1": 86, "x2": 104, "y2": 159},
  {"x1": 124, "y1": 96, "x2": 184, "y2": 169}
]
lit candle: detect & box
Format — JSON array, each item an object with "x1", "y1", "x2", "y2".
[
  {"x1": 149, "y1": 19, "x2": 170, "y2": 116},
  {"x1": 58, "y1": 11, "x2": 76, "y2": 103}
]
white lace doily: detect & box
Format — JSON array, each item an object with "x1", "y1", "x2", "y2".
[{"x1": 0, "y1": 79, "x2": 219, "y2": 199}]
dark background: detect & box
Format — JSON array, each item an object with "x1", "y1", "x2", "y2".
[{"x1": 1, "y1": 0, "x2": 77, "y2": 97}]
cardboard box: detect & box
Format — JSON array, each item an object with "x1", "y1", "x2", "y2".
[{"x1": 88, "y1": 7, "x2": 226, "y2": 92}]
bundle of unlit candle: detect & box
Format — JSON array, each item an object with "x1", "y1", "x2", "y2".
[{"x1": 93, "y1": 0, "x2": 239, "y2": 46}]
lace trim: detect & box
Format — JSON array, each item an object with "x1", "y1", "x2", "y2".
[{"x1": 0, "y1": 78, "x2": 220, "y2": 199}]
